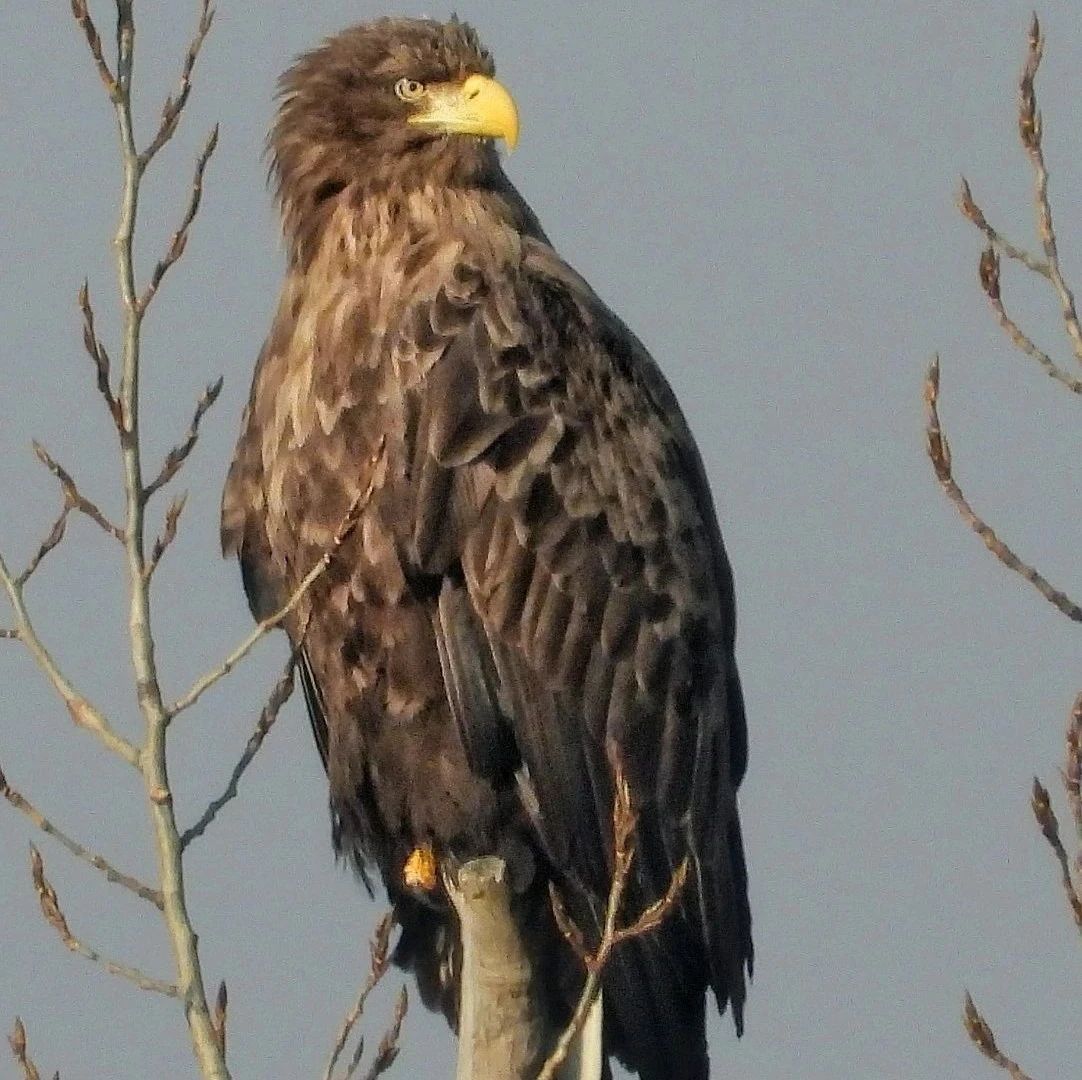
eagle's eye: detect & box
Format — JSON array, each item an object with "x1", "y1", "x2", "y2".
[{"x1": 394, "y1": 78, "x2": 426, "y2": 102}]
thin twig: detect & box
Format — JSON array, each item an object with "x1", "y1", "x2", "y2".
[
  {"x1": 77, "y1": 281, "x2": 122, "y2": 429},
  {"x1": 31, "y1": 442, "x2": 124, "y2": 543},
  {"x1": 358, "y1": 987, "x2": 408, "y2": 1080},
  {"x1": 976, "y1": 246, "x2": 1082, "y2": 394},
  {"x1": 103, "y1": 1, "x2": 231, "y2": 1074},
  {"x1": 139, "y1": 0, "x2": 216, "y2": 169},
  {"x1": 139, "y1": 127, "x2": 219, "y2": 315},
  {"x1": 143, "y1": 376, "x2": 223, "y2": 500},
  {"x1": 1065, "y1": 692, "x2": 1082, "y2": 845},
  {"x1": 958, "y1": 177, "x2": 1050, "y2": 278},
  {"x1": 963, "y1": 992, "x2": 1035, "y2": 1080},
  {"x1": 923, "y1": 356, "x2": 1082, "y2": 622},
  {"x1": 1030, "y1": 777, "x2": 1082, "y2": 932},
  {"x1": 8, "y1": 1018, "x2": 44, "y2": 1080},
  {"x1": 146, "y1": 493, "x2": 189, "y2": 579},
  {"x1": 540, "y1": 764, "x2": 689, "y2": 1080},
  {"x1": 1017, "y1": 15, "x2": 1082, "y2": 367},
  {"x1": 323, "y1": 912, "x2": 396, "y2": 1080},
  {"x1": 169, "y1": 438, "x2": 384, "y2": 719},
  {"x1": 16, "y1": 506, "x2": 72, "y2": 588},
  {"x1": 29, "y1": 845, "x2": 179, "y2": 998},
  {"x1": 0, "y1": 764, "x2": 162, "y2": 909},
  {"x1": 68, "y1": 0, "x2": 117, "y2": 98},
  {"x1": 212, "y1": 981, "x2": 228, "y2": 1059},
  {"x1": 179, "y1": 657, "x2": 296, "y2": 850},
  {"x1": 0, "y1": 550, "x2": 140, "y2": 766}
]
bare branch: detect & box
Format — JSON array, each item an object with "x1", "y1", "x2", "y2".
[
  {"x1": 8, "y1": 1017, "x2": 44, "y2": 1080},
  {"x1": 169, "y1": 437, "x2": 385, "y2": 719},
  {"x1": 923, "y1": 357, "x2": 1082, "y2": 622},
  {"x1": 68, "y1": 0, "x2": 117, "y2": 99},
  {"x1": 358, "y1": 986, "x2": 408, "y2": 1080},
  {"x1": 143, "y1": 376, "x2": 223, "y2": 500},
  {"x1": 548, "y1": 881, "x2": 589, "y2": 964},
  {"x1": 212, "y1": 981, "x2": 228, "y2": 1059},
  {"x1": 963, "y1": 992, "x2": 1035, "y2": 1080},
  {"x1": 540, "y1": 763, "x2": 688, "y2": 1080},
  {"x1": 29, "y1": 845, "x2": 179, "y2": 998},
  {"x1": 16, "y1": 506, "x2": 71, "y2": 588},
  {"x1": 1016, "y1": 15, "x2": 1082, "y2": 367},
  {"x1": 976, "y1": 247, "x2": 1082, "y2": 394},
  {"x1": 0, "y1": 550, "x2": 140, "y2": 767},
  {"x1": 0, "y1": 763, "x2": 162, "y2": 908},
  {"x1": 31, "y1": 442, "x2": 124, "y2": 543},
  {"x1": 958, "y1": 177, "x2": 1050, "y2": 277},
  {"x1": 1065, "y1": 692, "x2": 1082, "y2": 844},
  {"x1": 323, "y1": 912, "x2": 396, "y2": 1080},
  {"x1": 104, "y1": 2, "x2": 232, "y2": 1073},
  {"x1": 77, "y1": 281, "x2": 122, "y2": 429},
  {"x1": 139, "y1": 127, "x2": 220, "y2": 314},
  {"x1": 140, "y1": 0, "x2": 216, "y2": 168},
  {"x1": 611, "y1": 858, "x2": 689, "y2": 949},
  {"x1": 146, "y1": 493, "x2": 189, "y2": 579},
  {"x1": 179, "y1": 657, "x2": 295, "y2": 850},
  {"x1": 345, "y1": 1038, "x2": 366, "y2": 1080},
  {"x1": 1030, "y1": 777, "x2": 1082, "y2": 932}
]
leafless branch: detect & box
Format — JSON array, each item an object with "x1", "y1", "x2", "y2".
[
  {"x1": 1030, "y1": 777, "x2": 1082, "y2": 932},
  {"x1": 1065, "y1": 692, "x2": 1082, "y2": 844},
  {"x1": 0, "y1": 763, "x2": 162, "y2": 908},
  {"x1": 0, "y1": 550, "x2": 140, "y2": 767},
  {"x1": 16, "y1": 506, "x2": 71, "y2": 588},
  {"x1": 139, "y1": 127, "x2": 220, "y2": 314},
  {"x1": 77, "y1": 281, "x2": 122, "y2": 429},
  {"x1": 358, "y1": 987, "x2": 408, "y2": 1080},
  {"x1": 29, "y1": 845, "x2": 179, "y2": 998},
  {"x1": 963, "y1": 992, "x2": 1036, "y2": 1080},
  {"x1": 71, "y1": 1, "x2": 231, "y2": 1074},
  {"x1": 179, "y1": 656, "x2": 295, "y2": 851},
  {"x1": 8, "y1": 1017, "x2": 47, "y2": 1080},
  {"x1": 212, "y1": 981, "x2": 228, "y2": 1059},
  {"x1": 540, "y1": 763, "x2": 689, "y2": 1080},
  {"x1": 976, "y1": 246, "x2": 1082, "y2": 394},
  {"x1": 146, "y1": 492, "x2": 189, "y2": 578},
  {"x1": 958, "y1": 177, "x2": 1050, "y2": 277},
  {"x1": 68, "y1": 0, "x2": 117, "y2": 99},
  {"x1": 143, "y1": 376, "x2": 223, "y2": 500},
  {"x1": 323, "y1": 912, "x2": 397, "y2": 1080},
  {"x1": 139, "y1": 0, "x2": 216, "y2": 169},
  {"x1": 169, "y1": 437, "x2": 384, "y2": 719},
  {"x1": 923, "y1": 357, "x2": 1082, "y2": 622},
  {"x1": 31, "y1": 442, "x2": 124, "y2": 543},
  {"x1": 1017, "y1": 15, "x2": 1082, "y2": 366}
]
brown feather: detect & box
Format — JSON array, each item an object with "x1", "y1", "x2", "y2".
[{"x1": 221, "y1": 17, "x2": 751, "y2": 1080}]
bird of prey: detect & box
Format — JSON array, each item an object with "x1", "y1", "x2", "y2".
[{"x1": 222, "y1": 17, "x2": 751, "y2": 1080}]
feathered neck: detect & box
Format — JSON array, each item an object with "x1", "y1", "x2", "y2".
[{"x1": 274, "y1": 140, "x2": 543, "y2": 271}]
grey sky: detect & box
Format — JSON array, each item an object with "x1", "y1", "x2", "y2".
[{"x1": 2, "y1": 2, "x2": 1080, "y2": 1077}]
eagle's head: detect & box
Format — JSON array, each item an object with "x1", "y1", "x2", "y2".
[{"x1": 271, "y1": 17, "x2": 519, "y2": 254}]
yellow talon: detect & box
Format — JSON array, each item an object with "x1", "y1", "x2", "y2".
[{"x1": 404, "y1": 844, "x2": 438, "y2": 891}]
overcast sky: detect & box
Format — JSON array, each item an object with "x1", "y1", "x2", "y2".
[{"x1": 1, "y1": 2, "x2": 1081, "y2": 1078}]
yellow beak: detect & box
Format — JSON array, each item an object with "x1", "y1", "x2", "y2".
[{"x1": 407, "y1": 73, "x2": 520, "y2": 150}]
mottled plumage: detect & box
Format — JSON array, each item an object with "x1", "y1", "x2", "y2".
[{"x1": 222, "y1": 18, "x2": 751, "y2": 1079}]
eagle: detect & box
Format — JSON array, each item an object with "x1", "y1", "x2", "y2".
[{"x1": 222, "y1": 17, "x2": 751, "y2": 1080}]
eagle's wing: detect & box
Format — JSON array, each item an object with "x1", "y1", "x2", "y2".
[
  {"x1": 417, "y1": 235, "x2": 751, "y2": 1048},
  {"x1": 222, "y1": 222, "x2": 751, "y2": 1067}
]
